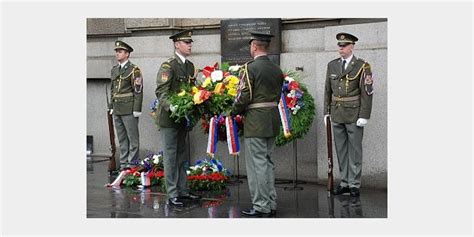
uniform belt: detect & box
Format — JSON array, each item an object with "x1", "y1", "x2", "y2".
[
  {"x1": 248, "y1": 102, "x2": 278, "y2": 109},
  {"x1": 332, "y1": 95, "x2": 360, "y2": 102},
  {"x1": 113, "y1": 92, "x2": 133, "y2": 98}
]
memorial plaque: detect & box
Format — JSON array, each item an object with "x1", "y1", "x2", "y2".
[{"x1": 221, "y1": 18, "x2": 281, "y2": 65}]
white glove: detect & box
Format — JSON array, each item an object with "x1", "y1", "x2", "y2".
[
  {"x1": 356, "y1": 118, "x2": 368, "y2": 127},
  {"x1": 109, "y1": 109, "x2": 113, "y2": 115},
  {"x1": 169, "y1": 104, "x2": 178, "y2": 113},
  {"x1": 133, "y1": 111, "x2": 142, "y2": 117},
  {"x1": 324, "y1": 114, "x2": 331, "y2": 126}
]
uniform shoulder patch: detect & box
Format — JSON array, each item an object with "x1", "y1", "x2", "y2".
[{"x1": 161, "y1": 62, "x2": 171, "y2": 69}]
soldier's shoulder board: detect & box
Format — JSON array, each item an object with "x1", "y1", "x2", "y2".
[
  {"x1": 166, "y1": 56, "x2": 176, "y2": 64},
  {"x1": 328, "y1": 58, "x2": 339, "y2": 65}
]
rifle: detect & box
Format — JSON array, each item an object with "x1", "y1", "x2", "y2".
[
  {"x1": 105, "y1": 84, "x2": 117, "y2": 173},
  {"x1": 326, "y1": 115, "x2": 334, "y2": 193}
]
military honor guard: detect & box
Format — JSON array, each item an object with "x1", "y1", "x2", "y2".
[
  {"x1": 231, "y1": 31, "x2": 284, "y2": 217},
  {"x1": 323, "y1": 32, "x2": 374, "y2": 197},
  {"x1": 109, "y1": 40, "x2": 143, "y2": 170},
  {"x1": 155, "y1": 29, "x2": 201, "y2": 207}
]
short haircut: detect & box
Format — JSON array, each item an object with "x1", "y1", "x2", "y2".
[{"x1": 253, "y1": 40, "x2": 270, "y2": 50}]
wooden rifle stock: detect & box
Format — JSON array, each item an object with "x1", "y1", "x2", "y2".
[
  {"x1": 105, "y1": 85, "x2": 117, "y2": 172},
  {"x1": 326, "y1": 116, "x2": 334, "y2": 192}
]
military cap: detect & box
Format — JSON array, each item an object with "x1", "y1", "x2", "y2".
[
  {"x1": 114, "y1": 40, "x2": 133, "y2": 52},
  {"x1": 336, "y1": 32, "x2": 358, "y2": 46},
  {"x1": 169, "y1": 29, "x2": 193, "y2": 42},
  {"x1": 248, "y1": 31, "x2": 274, "y2": 44}
]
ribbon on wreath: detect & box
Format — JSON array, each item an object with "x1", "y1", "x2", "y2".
[
  {"x1": 278, "y1": 92, "x2": 292, "y2": 138},
  {"x1": 206, "y1": 116, "x2": 219, "y2": 157},
  {"x1": 225, "y1": 116, "x2": 240, "y2": 155}
]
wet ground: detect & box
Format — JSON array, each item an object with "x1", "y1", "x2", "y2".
[{"x1": 87, "y1": 158, "x2": 387, "y2": 218}]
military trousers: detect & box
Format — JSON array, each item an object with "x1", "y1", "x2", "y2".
[
  {"x1": 113, "y1": 114, "x2": 139, "y2": 169},
  {"x1": 245, "y1": 137, "x2": 277, "y2": 213},
  {"x1": 160, "y1": 127, "x2": 189, "y2": 198},
  {"x1": 332, "y1": 122, "x2": 364, "y2": 188}
]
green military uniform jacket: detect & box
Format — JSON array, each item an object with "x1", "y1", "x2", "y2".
[
  {"x1": 155, "y1": 53, "x2": 196, "y2": 128},
  {"x1": 231, "y1": 55, "x2": 284, "y2": 138},
  {"x1": 323, "y1": 55, "x2": 373, "y2": 124},
  {"x1": 110, "y1": 61, "x2": 143, "y2": 115}
]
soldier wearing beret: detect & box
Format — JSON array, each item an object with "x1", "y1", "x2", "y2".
[
  {"x1": 109, "y1": 40, "x2": 143, "y2": 170},
  {"x1": 231, "y1": 31, "x2": 284, "y2": 217},
  {"x1": 324, "y1": 32, "x2": 374, "y2": 197},
  {"x1": 155, "y1": 29, "x2": 201, "y2": 207}
]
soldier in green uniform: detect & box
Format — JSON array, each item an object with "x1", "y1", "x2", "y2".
[
  {"x1": 231, "y1": 32, "x2": 284, "y2": 217},
  {"x1": 323, "y1": 33, "x2": 374, "y2": 197},
  {"x1": 109, "y1": 40, "x2": 143, "y2": 170},
  {"x1": 155, "y1": 29, "x2": 200, "y2": 207}
]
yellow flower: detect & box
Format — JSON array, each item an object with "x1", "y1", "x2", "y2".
[
  {"x1": 214, "y1": 83, "x2": 225, "y2": 94},
  {"x1": 192, "y1": 86, "x2": 199, "y2": 94},
  {"x1": 177, "y1": 89, "x2": 186, "y2": 97},
  {"x1": 202, "y1": 77, "x2": 211, "y2": 88},
  {"x1": 227, "y1": 88, "x2": 237, "y2": 97},
  {"x1": 226, "y1": 75, "x2": 239, "y2": 86},
  {"x1": 193, "y1": 93, "x2": 202, "y2": 104}
]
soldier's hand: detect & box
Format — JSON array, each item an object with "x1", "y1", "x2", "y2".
[
  {"x1": 324, "y1": 114, "x2": 331, "y2": 126},
  {"x1": 133, "y1": 111, "x2": 142, "y2": 118},
  {"x1": 356, "y1": 118, "x2": 368, "y2": 127},
  {"x1": 109, "y1": 109, "x2": 113, "y2": 115}
]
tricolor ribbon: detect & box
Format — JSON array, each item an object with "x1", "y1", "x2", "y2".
[
  {"x1": 106, "y1": 170, "x2": 130, "y2": 187},
  {"x1": 206, "y1": 116, "x2": 219, "y2": 157},
  {"x1": 140, "y1": 172, "x2": 151, "y2": 187},
  {"x1": 225, "y1": 116, "x2": 240, "y2": 155},
  {"x1": 278, "y1": 93, "x2": 292, "y2": 138}
]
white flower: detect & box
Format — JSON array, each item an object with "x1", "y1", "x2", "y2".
[
  {"x1": 285, "y1": 76, "x2": 294, "y2": 82},
  {"x1": 186, "y1": 170, "x2": 190, "y2": 175},
  {"x1": 211, "y1": 70, "x2": 223, "y2": 83},
  {"x1": 229, "y1": 65, "x2": 241, "y2": 72},
  {"x1": 169, "y1": 104, "x2": 178, "y2": 113}
]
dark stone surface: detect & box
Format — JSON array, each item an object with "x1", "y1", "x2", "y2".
[
  {"x1": 220, "y1": 18, "x2": 281, "y2": 65},
  {"x1": 87, "y1": 158, "x2": 387, "y2": 218}
]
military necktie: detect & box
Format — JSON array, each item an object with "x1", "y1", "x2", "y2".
[{"x1": 342, "y1": 60, "x2": 346, "y2": 72}]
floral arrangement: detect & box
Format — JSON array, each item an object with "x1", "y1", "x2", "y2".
[
  {"x1": 275, "y1": 70, "x2": 316, "y2": 146},
  {"x1": 198, "y1": 63, "x2": 244, "y2": 141},
  {"x1": 107, "y1": 153, "x2": 230, "y2": 192},
  {"x1": 186, "y1": 158, "x2": 231, "y2": 192},
  {"x1": 122, "y1": 152, "x2": 165, "y2": 187}
]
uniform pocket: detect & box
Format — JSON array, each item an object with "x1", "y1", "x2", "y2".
[{"x1": 113, "y1": 96, "x2": 134, "y2": 115}]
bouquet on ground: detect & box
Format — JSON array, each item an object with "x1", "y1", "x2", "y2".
[
  {"x1": 106, "y1": 152, "x2": 165, "y2": 188},
  {"x1": 187, "y1": 158, "x2": 231, "y2": 192}
]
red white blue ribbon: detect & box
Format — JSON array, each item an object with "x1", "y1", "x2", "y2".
[
  {"x1": 278, "y1": 93, "x2": 292, "y2": 138},
  {"x1": 225, "y1": 116, "x2": 240, "y2": 155},
  {"x1": 206, "y1": 116, "x2": 219, "y2": 157}
]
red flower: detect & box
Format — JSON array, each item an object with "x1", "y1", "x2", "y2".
[
  {"x1": 288, "y1": 81, "x2": 300, "y2": 91},
  {"x1": 286, "y1": 96, "x2": 296, "y2": 108},
  {"x1": 202, "y1": 63, "x2": 219, "y2": 78},
  {"x1": 199, "y1": 90, "x2": 211, "y2": 101},
  {"x1": 156, "y1": 170, "x2": 164, "y2": 178}
]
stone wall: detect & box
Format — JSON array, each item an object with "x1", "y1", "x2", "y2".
[{"x1": 87, "y1": 18, "x2": 387, "y2": 188}]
